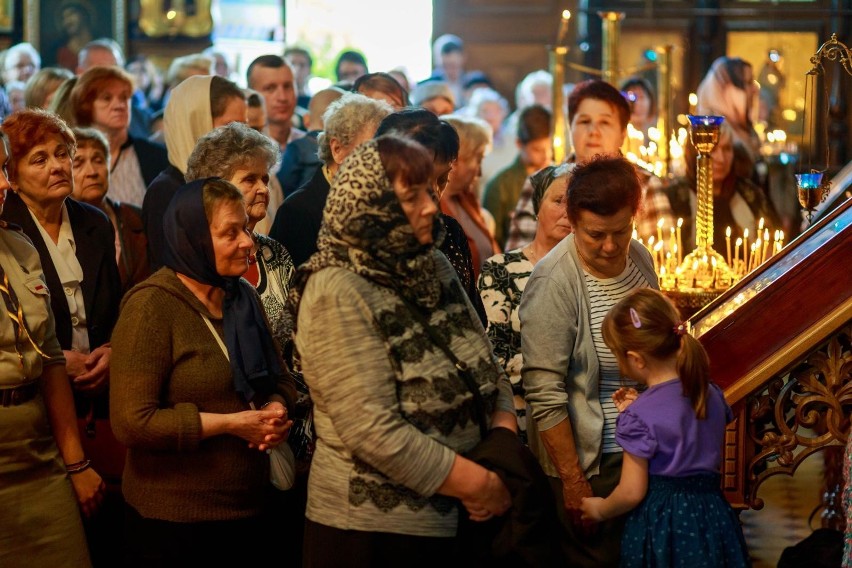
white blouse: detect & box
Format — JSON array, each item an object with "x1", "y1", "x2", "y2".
[{"x1": 29, "y1": 203, "x2": 89, "y2": 353}]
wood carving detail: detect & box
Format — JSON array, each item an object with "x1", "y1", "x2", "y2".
[{"x1": 745, "y1": 324, "x2": 852, "y2": 509}]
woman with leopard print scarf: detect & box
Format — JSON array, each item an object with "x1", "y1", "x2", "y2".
[{"x1": 290, "y1": 134, "x2": 517, "y2": 567}]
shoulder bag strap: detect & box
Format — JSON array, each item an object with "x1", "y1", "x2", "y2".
[{"x1": 399, "y1": 298, "x2": 489, "y2": 440}]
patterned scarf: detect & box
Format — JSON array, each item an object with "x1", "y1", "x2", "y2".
[{"x1": 290, "y1": 141, "x2": 443, "y2": 323}]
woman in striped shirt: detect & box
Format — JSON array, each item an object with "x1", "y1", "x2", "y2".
[{"x1": 519, "y1": 156, "x2": 658, "y2": 567}]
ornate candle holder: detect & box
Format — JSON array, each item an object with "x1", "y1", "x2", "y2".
[
  {"x1": 796, "y1": 172, "x2": 831, "y2": 224},
  {"x1": 661, "y1": 116, "x2": 738, "y2": 317}
]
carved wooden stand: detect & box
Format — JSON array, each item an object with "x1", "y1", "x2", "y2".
[{"x1": 722, "y1": 324, "x2": 852, "y2": 532}]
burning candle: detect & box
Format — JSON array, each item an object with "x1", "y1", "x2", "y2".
[
  {"x1": 725, "y1": 226, "x2": 732, "y2": 267},
  {"x1": 669, "y1": 227, "x2": 676, "y2": 259},
  {"x1": 656, "y1": 218, "x2": 664, "y2": 246},
  {"x1": 676, "y1": 218, "x2": 683, "y2": 264},
  {"x1": 743, "y1": 228, "x2": 749, "y2": 271},
  {"x1": 734, "y1": 237, "x2": 742, "y2": 274},
  {"x1": 557, "y1": 10, "x2": 571, "y2": 45},
  {"x1": 762, "y1": 229, "x2": 770, "y2": 264},
  {"x1": 654, "y1": 241, "x2": 664, "y2": 270}
]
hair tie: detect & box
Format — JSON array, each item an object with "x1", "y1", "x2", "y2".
[
  {"x1": 629, "y1": 308, "x2": 642, "y2": 329},
  {"x1": 673, "y1": 322, "x2": 687, "y2": 336}
]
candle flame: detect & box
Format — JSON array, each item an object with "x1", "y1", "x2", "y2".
[{"x1": 562, "y1": 9, "x2": 571, "y2": 19}]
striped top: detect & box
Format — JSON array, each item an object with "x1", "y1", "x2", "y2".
[{"x1": 582, "y1": 258, "x2": 650, "y2": 453}]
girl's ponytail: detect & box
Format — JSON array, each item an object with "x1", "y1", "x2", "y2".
[{"x1": 677, "y1": 333, "x2": 711, "y2": 419}]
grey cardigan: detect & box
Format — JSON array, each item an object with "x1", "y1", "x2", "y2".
[{"x1": 519, "y1": 234, "x2": 658, "y2": 478}]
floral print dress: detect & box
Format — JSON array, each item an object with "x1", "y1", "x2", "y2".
[{"x1": 477, "y1": 248, "x2": 534, "y2": 442}]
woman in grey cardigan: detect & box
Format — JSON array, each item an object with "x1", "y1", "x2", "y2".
[
  {"x1": 291, "y1": 134, "x2": 516, "y2": 567},
  {"x1": 519, "y1": 156, "x2": 659, "y2": 567}
]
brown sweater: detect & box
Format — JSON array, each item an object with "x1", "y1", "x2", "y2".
[{"x1": 110, "y1": 268, "x2": 296, "y2": 522}]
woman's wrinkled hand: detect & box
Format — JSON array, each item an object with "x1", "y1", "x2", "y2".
[
  {"x1": 70, "y1": 467, "x2": 106, "y2": 518},
  {"x1": 461, "y1": 470, "x2": 511, "y2": 522},
  {"x1": 562, "y1": 469, "x2": 597, "y2": 536},
  {"x1": 234, "y1": 405, "x2": 292, "y2": 452},
  {"x1": 612, "y1": 387, "x2": 639, "y2": 412},
  {"x1": 72, "y1": 346, "x2": 112, "y2": 395}
]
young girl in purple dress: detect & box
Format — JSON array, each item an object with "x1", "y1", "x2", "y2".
[{"x1": 579, "y1": 288, "x2": 750, "y2": 567}]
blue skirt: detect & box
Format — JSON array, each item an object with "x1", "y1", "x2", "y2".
[{"x1": 621, "y1": 473, "x2": 750, "y2": 568}]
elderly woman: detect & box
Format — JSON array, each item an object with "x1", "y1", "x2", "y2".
[
  {"x1": 110, "y1": 178, "x2": 296, "y2": 565},
  {"x1": 441, "y1": 115, "x2": 500, "y2": 276},
  {"x1": 478, "y1": 165, "x2": 572, "y2": 441},
  {"x1": 1, "y1": 109, "x2": 120, "y2": 563},
  {"x1": 374, "y1": 109, "x2": 488, "y2": 326},
  {"x1": 520, "y1": 156, "x2": 658, "y2": 567},
  {"x1": 505, "y1": 79, "x2": 675, "y2": 250},
  {"x1": 143, "y1": 75, "x2": 248, "y2": 269},
  {"x1": 185, "y1": 123, "x2": 293, "y2": 352},
  {"x1": 0, "y1": 130, "x2": 104, "y2": 567},
  {"x1": 270, "y1": 92, "x2": 393, "y2": 266},
  {"x1": 70, "y1": 66, "x2": 169, "y2": 207},
  {"x1": 70, "y1": 127, "x2": 150, "y2": 294},
  {"x1": 1, "y1": 108, "x2": 121, "y2": 409},
  {"x1": 292, "y1": 134, "x2": 515, "y2": 566},
  {"x1": 1, "y1": 42, "x2": 40, "y2": 86},
  {"x1": 186, "y1": 121, "x2": 312, "y2": 562}
]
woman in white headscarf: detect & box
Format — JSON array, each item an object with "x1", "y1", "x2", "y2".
[
  {"x1": 141, "y1": 74, "x2": 247, "y2": 270},
  {"x1": 696, "y1": 57, "x2": 761, "y2": 163}
]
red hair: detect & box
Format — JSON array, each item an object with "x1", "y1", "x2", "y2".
[
  {"x1": 70, "y1": 66, "x2": 134, "y2": 127},
  {"x1": 0, "y1": 109, "x2": 76, "y2": 180}
]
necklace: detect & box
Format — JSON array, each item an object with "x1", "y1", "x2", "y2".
[{"x1": 524, "y1": 243, "x2": 544, "y2": 265}]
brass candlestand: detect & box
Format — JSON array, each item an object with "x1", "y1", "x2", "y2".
[
  {"x1": 661, "y1": 116, "x2": 737, "y2": 317},
  {"x1": 550, "y1": 10, "x2": 571, "y2": 164}
]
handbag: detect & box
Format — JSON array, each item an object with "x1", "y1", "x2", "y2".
[{"x1": 201, "y1": 314, "x2": 295, "y2": 490}]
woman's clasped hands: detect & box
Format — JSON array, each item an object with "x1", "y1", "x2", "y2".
[{"x1": 237, "y1": 401, "x2": 293, "y2": 452}]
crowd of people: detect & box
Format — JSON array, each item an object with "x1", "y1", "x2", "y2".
[{"x1": 0, "y1": 32, "x2": 771, "y2": 567}]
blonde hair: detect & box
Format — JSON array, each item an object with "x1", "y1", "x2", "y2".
[
  {"x1": 602, "y1": 288, "x2": 711, "y2": 418},
  {"x1": 441, "y1": 115, "x2": 492, "y2": 158}
]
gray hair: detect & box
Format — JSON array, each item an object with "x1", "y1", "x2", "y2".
[
  {"x1": 2, "y1": 43, "x2": 41, "y2": 72},
  {"x1": 185, "y1": 122, "x2": 280, "y2": 182},
  {"x1": 441, "y1": 115, "x2": 492, "y2": 157},
  {"x1": 317, "y1": 92, "x2": 393, "y2": 165}
]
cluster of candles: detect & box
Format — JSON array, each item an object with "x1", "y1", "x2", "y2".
[
  {"x1": 634, "y1": 217, "x2": 785, "y2": 291},
  {"x1": 723, "y1": 220, "x2": 786, "y2": 276},
  {"x1": 623, "y1": 124, "x2": 690, "y2": 178}
]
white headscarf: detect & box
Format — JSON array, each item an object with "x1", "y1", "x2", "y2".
[{"x1": 164, "y1": 75, "x2": 214, "y2": 173}]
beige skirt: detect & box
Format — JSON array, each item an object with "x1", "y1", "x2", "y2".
[{"x1": 0, "y1": 391, "x2": 91, "y2": 567}]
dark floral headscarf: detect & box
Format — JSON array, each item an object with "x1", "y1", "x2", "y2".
[{"x1": 290, "y1": 140, "x2": 443, "y2": 321}]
